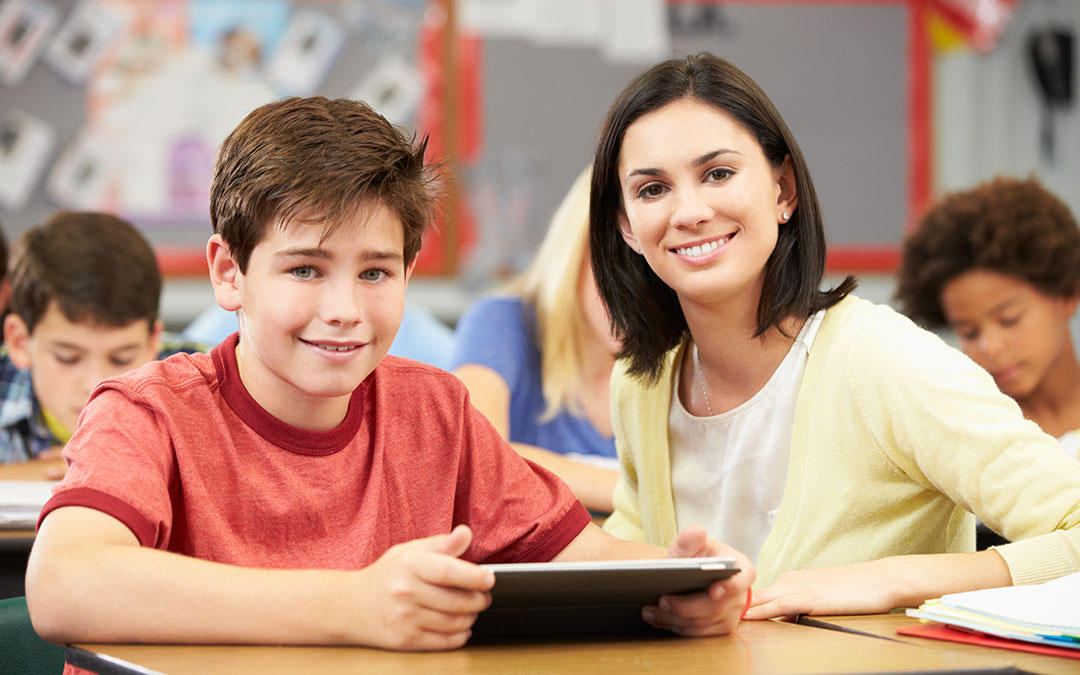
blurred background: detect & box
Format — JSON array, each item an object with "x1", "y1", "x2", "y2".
[{"x1": 0, "y1": 0, "x2": 1076, "y2": 334}]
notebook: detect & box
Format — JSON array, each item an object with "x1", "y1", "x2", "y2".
[{"x1": 471, "y1": 556, "x2": 739, "y2": 639}]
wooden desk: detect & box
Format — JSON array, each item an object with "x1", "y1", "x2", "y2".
[
  {"x1": 67, "y1": 616, "x2": 1034, "y2": 675},
  {"x1": 798, "y1": 614, "x2": 1077, "y2": 675}
]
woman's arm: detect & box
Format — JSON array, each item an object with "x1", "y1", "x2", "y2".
[
  {"x1": 746, "y1": 549, "x2": 1011, "y2": 619},
  {"x1": 453, "y1": 363, "x2": 618, "y2": 512}
]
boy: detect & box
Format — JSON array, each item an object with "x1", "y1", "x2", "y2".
[
  {"x1": 0, "y1": 212, "x2": 199, "y2": 479},
  {"x1": 27, "y1": 97, "x2": 753, "y2": 655}
]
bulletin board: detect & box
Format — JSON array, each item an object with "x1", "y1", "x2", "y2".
[{"x1": 0, "y1": 0, "x2": 929, "y2": 278}]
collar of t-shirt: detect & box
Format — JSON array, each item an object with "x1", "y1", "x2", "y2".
[{"x1": 210, "y1": 333, "x2": 366, "y2": 456}]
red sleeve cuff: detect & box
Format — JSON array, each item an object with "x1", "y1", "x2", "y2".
[
  {"x1": 512, "y1": 501, "x2": 592, "y2": 563},
  {"x1": 38, "y1": 487, "x2": 159, "y2": 548}
]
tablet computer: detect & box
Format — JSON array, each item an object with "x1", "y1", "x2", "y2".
[{"x1": 471, "y1": 556, "x2": 739, "y2": 640}]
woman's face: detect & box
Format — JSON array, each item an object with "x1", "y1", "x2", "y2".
[
  {"x1": 614, "y1": 98, "x2": 796, "y2": 307},
  {"x1": 941, "y1": 268, "x2": 1078, "y2": 400}
]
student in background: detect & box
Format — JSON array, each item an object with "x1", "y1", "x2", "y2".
[
  {"x1": 587, "y1": 52, "x2": 1080, "y2": 626},
  {"x1": 451, "y1": 169, "x2": 619, "y2": 513},
  {"x1": 0, "y1": 212, "x2": 201, "y2": 478},
  {"x1": 896, "y1": 177, "x2": 1080, "y2": 458},
  {"x1": 27, "y1": 97, "x2": 753, "y2": 654},
  {"x1": 0, "y1": 224, "x2": 11, "y2": 332}
]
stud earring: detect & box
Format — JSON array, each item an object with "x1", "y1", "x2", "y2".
[{"x1": 782, "y1": 211, "x2": 790, "y2": 221}]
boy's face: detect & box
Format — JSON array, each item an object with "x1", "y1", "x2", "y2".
[
  {"x1": 4, "y1": 302, "x2": 162, "y2": 435},
  {"x1": 212, "y1": 202, "x2": 414, "y2": 430}
]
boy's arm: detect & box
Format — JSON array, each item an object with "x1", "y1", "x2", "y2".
[
  {"x1": 552, "y1": 523, "x2": 755, "y2": 636},
  {"x1": 28, "y1": 507, "x2": 493, "y2": 650}
]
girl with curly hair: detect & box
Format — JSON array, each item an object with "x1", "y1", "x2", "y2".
[{"x1": 897, "y1": 177, "x2": 1080, "y2": 458}]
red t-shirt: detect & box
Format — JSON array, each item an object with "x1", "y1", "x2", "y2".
[{"x1": 40, "y1": 333, "x2": 590, "y2": 567}]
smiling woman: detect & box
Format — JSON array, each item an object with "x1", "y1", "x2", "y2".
[{"x1": 588, "y1": 52, "x2": 1080, "y2": 622}]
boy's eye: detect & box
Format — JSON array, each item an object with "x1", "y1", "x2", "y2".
[
  {"x1": 110, "y1": 357, "x2": 136, "y2": 368},
  {"x1": 361, "y1": 268, "x2": 387, "y2": 282},
  {"x1": 999, "y1": 315, "x2": 1021, "y2": 327},
  {"x1": 53, "y1": 354, "x2": 79, "y2": 365},
  {"x1": 290, "y1": 266, "x2": 316, "y2": 280}
]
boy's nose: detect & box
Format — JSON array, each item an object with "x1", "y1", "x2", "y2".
[{"x1": 321, "y1": 282, "x2": 364, "y2": 326}]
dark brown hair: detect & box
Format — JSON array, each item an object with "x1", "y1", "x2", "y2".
[
  {"x1": 589, "y1": 53, "x2": 854, "y2": 382},
  {"x1": 10, "y1": 211, "x2": 161, "y2": 333},
  {"x1": 897, "y1": 176, "x2": 1080, "y2": 328},
  {"x1": 210, "y1": 96, "x2": 439, "y2": 272}
]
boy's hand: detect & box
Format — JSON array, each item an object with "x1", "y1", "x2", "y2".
[
  {"x1": 642, "y1": 525, "x2": 756, "y2": 636},
  {"x1": 355, "y1": 524, "x2": 494, "y2": 650}
]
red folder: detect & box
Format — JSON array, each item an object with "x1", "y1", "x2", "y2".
[{"x1": 898, "y1": 623, "x2": 1080, "y2": 660}]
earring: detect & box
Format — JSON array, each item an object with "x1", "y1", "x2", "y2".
[
  {"x1": 782, "y1": 211, "x2": 790, "y2": 222},
  {"x1": 637, "y1": 248, "x2": 643, "y2": 254}
]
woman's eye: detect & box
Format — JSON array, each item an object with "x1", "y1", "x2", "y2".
[
  {"x1": 637, "y1": 184, "x2": 665, "y2": 199},
  {"x1": 708, "y1": 168, "x2": 733, "y2": 182}
]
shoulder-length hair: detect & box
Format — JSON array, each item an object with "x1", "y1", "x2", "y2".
[
  {"x1": 505, "y1": 168, "x2": 594, "y2": 419},
  {"x1": 589, "y1": 52, "x2": 855, "y2": 382}
]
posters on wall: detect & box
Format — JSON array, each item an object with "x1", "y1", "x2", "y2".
[
  {"x1": 0, "y1": 109, "x2": 54, "y2": 210},
  {"x1": 0, "y1": 0, "x2": 57, "y2": 86},
  {"x1": 44, "y1": 0, "x2": 125, "y2": 84}
]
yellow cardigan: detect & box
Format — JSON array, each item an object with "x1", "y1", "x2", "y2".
[{"x1": 603, "y1": 296, "x2": 1080, "y2": 588}]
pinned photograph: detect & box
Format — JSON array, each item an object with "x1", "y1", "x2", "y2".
[
  {"x1": 0, "y1": 0, "x2": 58, "y2": 86},
  {"x1": 264, "y1": 9, "x2": 344, "y2": 97},
  {"x1": 350, "y1": 54, "x2": 422, "y2": 127},
  {"x1": 44, "y1": 0, "x2": 126, "y2": 84},
  {"x1": 47, "y1": 128, "x2": 113, "y2": 210},
  {"x1": 0, "y1": 109, "x2": 55, "y2": 210}
]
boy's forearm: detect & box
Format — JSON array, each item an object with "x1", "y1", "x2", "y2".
[
  {"x1": 29, "y1": 540, "x2": 366, "y2": 646},
  {"x1": 551, "y1": 522, "x2": 666, "y2": 562}
]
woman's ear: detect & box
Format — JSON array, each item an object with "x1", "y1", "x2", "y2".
[
  {"x1": 776, "y1": 155, "x2": 799, "y2": 223},
  {"x1": 207, "y1": 234, "x2": 242, "y2": 312},
  {"x1": 616, "y1": 211, "x2": 642, "y2": 254}
]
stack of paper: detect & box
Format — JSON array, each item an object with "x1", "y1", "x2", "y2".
[
  {"x1": 907, "y1": 572, "x2": 1080, "y2": 651},
  {"x1": 0, "y1": 480, "x2": 56, "y2": 528}
]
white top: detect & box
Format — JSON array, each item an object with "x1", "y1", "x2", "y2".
[
  {"x1": 668, "y1": 311, "x2": 824, "y2": 564},
  {"x1": 1058, "y1": 430, "x2": 1080, "y2": 459}
]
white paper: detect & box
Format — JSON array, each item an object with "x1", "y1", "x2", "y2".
[
  {"x1": 459, "y1": 0, "x2": 530, "y2": 39},
  {"x1": 528, "y1": 0, "x2": 600, "y2": 46},
  {"x1": 350, "y1": 54, "x2": 423, "y2": 127},
  {"x1": 43, "y1": 0, "x2": 125, "y2": 84},
  {"x1": 0, "y1": 0, "x2": 58, "y2": 86},
  {"x1": 598, "y1": 0, "x2": 669, "y2": 65},
  {"x1": 0, "y1": 109, "x2": 55, "y2": 210},
  {"x1": 0, "y1": 479, "x2": 55, "y2": 528},
  {"x1": 264, "y1": 9, "x2": 345, "y2": 97}
]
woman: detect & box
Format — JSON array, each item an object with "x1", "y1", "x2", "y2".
[
  {"x1": 588, "y1": 52, "x2": 1080, "y2": 626},
  {"x1": 452, "y1": 169, "x2": 620, "y2": 512}
]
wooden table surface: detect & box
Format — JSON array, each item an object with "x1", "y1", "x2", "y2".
[
  {"x1": 67, "y1": 613, "x2": 1068, "y2": 675},
  {"x1": 800, "y1": 613, "x2": 1078, "y2": 675}
]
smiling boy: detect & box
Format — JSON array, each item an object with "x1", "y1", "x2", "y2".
[
  {"x1": 0, "y1": 213, "x2": 185, "y2": 478},
  {"x1": 26, "y1": 97, "x2": 753, "y2": 657}
]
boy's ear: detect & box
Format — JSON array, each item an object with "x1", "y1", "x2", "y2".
[
  {"x1": 404, "y1": 256, "x2": 418, "y2": 284},
  {"x1": 148, "y1": 318, "x2": 164, "y2": 357},
  {"x1": 207, "y1": 234, "x2": 242, "y2": 312},
  {"x1": 776, "y1": 155, "x2": 799, "y2": 222},
  {"x1": 616, "y1": 211, "x2": 641, "y2": 254},
  {"x1": 4, "y1": 313, "x2": 32, "y2": 370}
]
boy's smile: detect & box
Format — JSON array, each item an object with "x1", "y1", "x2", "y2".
[{"x1": 212, "y1": 202, "x2": 413, "y2": 431}]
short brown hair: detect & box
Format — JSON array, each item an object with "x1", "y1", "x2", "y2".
[
  {"x1": 10, "y1": 211, "x2": 161, "y2": 333},
  {"x1": 210, "y1": 97, "x2": 438, "y2": 271},
  {"x1": 897, "y1": 177, "x2": 1080, "y2": 328}
]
